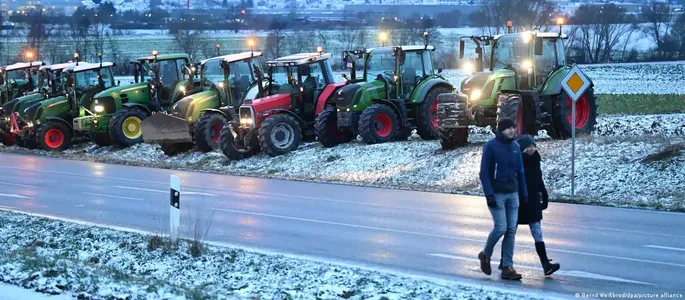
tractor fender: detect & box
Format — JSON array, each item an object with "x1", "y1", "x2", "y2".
[
  {"x1": 371, "y1": 99, "x2": 407, "y2": 128},
  {"x1": 412, "y1": 79, "x2": 454, "y2": 104},
  {"x1": 122, "y1": 103, "x2": 151, "y2": 116},
  {"x1": 316, "y1": 82, "x2": 347, "y2": 115},
  {"x1": 45, "y1": 117, "x2": 74, "y2": 134},
  {"x1": 270, "y1": 109, "x2": 307, "y2": 130},
  {"x1": 200, "y1": 108, "x2": 235, "y2": 121},
  {"x1": 540, "y1": 66, "x2": 594, "y2": 97}
]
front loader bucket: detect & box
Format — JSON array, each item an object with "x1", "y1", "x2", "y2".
[{"x1": 141, "y1": 113, "x2": 192, "y2": 144}]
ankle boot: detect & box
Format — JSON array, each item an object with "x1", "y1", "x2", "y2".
[{"x1": 535, "y1": 242, "x2": 560, "y2": 276}]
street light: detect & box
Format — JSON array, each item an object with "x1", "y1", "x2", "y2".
[{"x1": 379, "y1": 31, "x2": 388, "y2": 47}]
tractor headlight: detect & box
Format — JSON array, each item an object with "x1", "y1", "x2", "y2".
[
  {"x1": 240, "y1": 118, "x2": 253, "y2": 125},
  {"x1": 219, "y1": 82, "x2": 225, "y2": 88},
  {"x1": 463, "y1": 62, "x2": 475, "y2": 74},
  {"x1": 26, "y1": 121, "x2": 34, "y2": 128},
  {"x1": 94, "y1": 105, "x2": 105, "y2": 113},
  {"x1": 521, "y1": 60, "x2": 533, "y2": 75},
  {"x1": 179, "y1": 86, "x2": 187, "y2": 94},
  {"x1": 470, "y1": 89, "x2": 482, "y2": 101}
]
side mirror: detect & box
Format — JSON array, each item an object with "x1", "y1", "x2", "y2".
[
  {"x1": 117, "y1": 80, "x2": 120, "y2": 86},
  {"x1": 459, "y1": 40, "x2": 465, "y2": 59},
  {"x1": 437, "y1": 68, "x2": 443, "y2": 74},
  {"x1": 534, "y1": 37, "x2": 543, "y2": 56}
]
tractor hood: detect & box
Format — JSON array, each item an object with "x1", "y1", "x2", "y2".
[
  {"x1": 170, "y1": 90, "x2": 219, "y2": 121},
  {"x1": 244, "y1": 93, "x2": 291, "y2": 112},
  {"x1": 460, "y1": 72, "x2": 492, "y2": 92},
  {"x1": 93, "y1": 82, "x2": 148, "y2": 99},
  {"x1": 2, "y1": 93, "x2": 45, "y2": 117}
]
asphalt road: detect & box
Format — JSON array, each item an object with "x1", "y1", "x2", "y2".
[{"x1": 0, "y1": 152, "x2": 683, "y2": 299}]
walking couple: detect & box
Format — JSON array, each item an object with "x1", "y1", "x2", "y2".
[{"x1": 477, "y1": 117, "x2": 560, "y2": 280}]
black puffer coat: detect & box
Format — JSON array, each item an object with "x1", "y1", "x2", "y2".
[{"x1": 517, "y1": 151, "x2": 549, "y2": 224}]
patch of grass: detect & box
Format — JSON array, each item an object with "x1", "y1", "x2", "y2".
[
  {"x1": 597, "y1": 94, "x2": 685, "y2": 115},
  {"x1": 147, "y1": 235, "x2": 166, "y2": 251}
]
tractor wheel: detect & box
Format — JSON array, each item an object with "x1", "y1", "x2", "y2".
[
  {"x1": 220, "y1": 123, "x2": 260, "y2": 160},
  {"x1": 551, "y1": 87, "x2": 598, "y2": 139},
  {"x1": 37, "y1": 121, "x2": 72, "y2": 151},
  {"x1": 440, "y1": 128, "x2": 468, "y2": 150},
  {"x1": 90, "y1": 132, "x2": 112, "y2": 147},
  {"x1": 1, "y1": 133, "x2": 15, "y2": 146},
  {"x1": 358, "y1": 104, "x2": 398, "y2": 144},
  {"x1": 416, "y1": 86, "x2": 453, "y2": 140},
  {"x1": 497, "y1": 93, "x2": 523, "y2": 135},
  {"x1": 109, "y1": 108, "x2": 147, "y2": 147},
  {"x1": 315, "y1": 106, "x2": 354, "y2": 148},
  {"x1": 194, "y1": 113, "x2": 228, "y2": 152},
  {"x1": 160, "y1": 142, "x2": 194, "y2": 156},
  {"x1": 258, "y1": 114, "x2": 302, "y2": 157}
]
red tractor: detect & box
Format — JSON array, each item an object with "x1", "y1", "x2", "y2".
[{"x1": 219, "y1": 50, "x2": 347, "y2": 159}]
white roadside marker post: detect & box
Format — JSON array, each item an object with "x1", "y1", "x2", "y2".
[{"x1": 170, "y1": 175, "x2": 180, "y2": 243}]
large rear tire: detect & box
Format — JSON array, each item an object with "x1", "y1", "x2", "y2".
[
  {"x1": 440, "y1": 128, "x2": 468, "y2": 150},
  {"x1": 109, "y1": 108, "x2": 147, "y2": 147},
  {"x1": 358, "y1": 104, "x2": 398, "y2": 144},
  {"x1": 37, "y1": 121, "x2": 72, "y2": 151},
  {"x1": 315, "y1": 106, "x2": 354, "y2": 148},
  {"x1": 219, "y1": 123, "x2": 259, "y2": 160},
  {"x1": 551, "y1": 87, "x2": 598, "y2": 139},
  {"x1": 194, "y1": 113, "x2": 228, "y2": 152},
  {"x1": 258, "y1": 114, "x2": 302, "y2": 157},
  {"x1": 90, "y1": 132, "x2": 112, "y2": 147},
  {"x1": 416, "y1": 86, "x2": 452, "y2": 140},
  {"x1": 497, "y1": 93, "x2": 523, "y2": 135}
]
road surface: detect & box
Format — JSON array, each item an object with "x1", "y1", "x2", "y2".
[{"x1": 0, "y1": 152, "x2": 683, "y2": 299}]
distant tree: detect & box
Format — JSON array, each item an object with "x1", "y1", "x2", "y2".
[
  {"x1": 671, "y1": 14, "x2": 685, "y2": 58},
  {"x1": 570, "y1": 4, "x2": 636, "y2": 63},
  {"x1": 479, "y1": 0, "x2": 555, "y2": 35},
  {"x1": 641, "y1": 2, "x2": 674, "y2": 57},
  {"x1": 27, "y1": 9, "x2": 47, "y2": 58},
  {"x1": 97, "y1": 2, "x2": 117, "y2": 23},
  {"x1": 173, "y1": 29, "x2": 206, "y2": 60},
  {"x1": 264, "y1": 19, "x2": 287, "y2": 59}
]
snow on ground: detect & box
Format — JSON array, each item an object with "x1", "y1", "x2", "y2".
[
  {"x1": 0, "y1": 210, "x2": 561, "y2": 300},
  {"x1": 0, "y1": 282, "x2": 72, "y2": 300},
  {"x1": 438, "y1": 61, "x2": 685, "y2": 95},
  {"x1": 2, "y1": 114, "x2": 684, "y2": 211}
]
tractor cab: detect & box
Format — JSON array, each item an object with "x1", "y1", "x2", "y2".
[
  {"x1": 1, "y1": 61, "x2": 43, "y2": 105},
  {"x1": 262, "y1": 51, "x2": 335, "y2": 123},
  {"x1": 135, "y1": 53, "x2": 198, "y2": 109},
  {"x1": 199, "y1": 51, "x2": 264, "y2": 109}
]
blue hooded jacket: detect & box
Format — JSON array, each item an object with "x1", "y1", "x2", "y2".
[{"x1": 479, "y1": 131, "x2": 528, "y2": 198}]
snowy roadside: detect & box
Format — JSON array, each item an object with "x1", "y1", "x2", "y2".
[
  {"x1": 1, "y1": 114, "x2": 684, "y2": 211},
  {"x1": 0, "y1": 210, "x2": 565, "y2": 300}
]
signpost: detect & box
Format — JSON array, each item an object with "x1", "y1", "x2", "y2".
[{"x1": 560, "y1": 65, "x2": 591, "y2": 196}]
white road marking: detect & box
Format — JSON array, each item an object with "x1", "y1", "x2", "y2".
[
  {"x1": 111, "y1": 186, "x2": 217, "y2": 197},
  {"x1": 82, "y1": 192, "x2": 143, "y2": 201},
  {"x1": 642, "y1": 245, "x2": 685, "y2": 252},
  {"x1": 74, "y1": 205, "x2": 85, "y2": 207},
  {"x1": 212, "y1": 207, "x2": 685, "y2": 268},
  {"x1": 545, "y1": 221, "x2": 685, "y2": 238},
  {"x1": 0, "y1": 193, "x2": 31, "y2": 199},
  {"x1": 427, "y1": 253, "x2": 653, "y2": 285},
  {"x1": 0, "y1": 182, "x2": 38, "y2": 189}
]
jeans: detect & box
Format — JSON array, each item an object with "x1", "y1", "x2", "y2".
[
  {"x1": 529, "y1": 221, "x2": 543, "y2": 243},
  {"x1": 483, "y1": 192, "x2": 519, "y2": 268}
]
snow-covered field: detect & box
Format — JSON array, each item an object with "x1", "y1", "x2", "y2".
[
  {"x1": 2, "y1": 114, "x2": 684, "y2": 211},
  {"x1": 0, "y1": 210, "x2": 561, "y2": 299}
]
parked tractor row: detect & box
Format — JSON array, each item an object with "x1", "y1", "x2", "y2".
[{"x1": 0, "y1": 22, "x2": 598, "y2": 160}]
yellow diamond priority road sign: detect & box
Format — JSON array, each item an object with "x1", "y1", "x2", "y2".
[{"x1": 561, "y1": 65, "x2": 591, "y2": 103}]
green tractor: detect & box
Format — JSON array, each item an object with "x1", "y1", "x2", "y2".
[
  {"x1": 1, "y1": 62, "x2": 77, "y2": 147},
  {"x1": 72, "y1": 52, "x2": 201, "y2": 147},
  {"x1": 315, "y1": 35, "x2": 454, "y2": 146},
  {"x1": 0, "y1": 61, "x2": 43, "y2": 106},
  {"x1": 17, "y1": 60, "x2": 117, "y2": 151},
  {"x1": 437, "y1": 25, "x2": 598, "y2": 149},
  {"x1": 140, "y1": 51, "x2": 265, "y2": 155}
]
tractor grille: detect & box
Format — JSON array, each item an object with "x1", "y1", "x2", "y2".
[
  {"x1": 239, "y1": 107, "x2": 253, "y2": 121},
  {"x1": 334, "y1": 84, "x2": 362, "y2": 108}
]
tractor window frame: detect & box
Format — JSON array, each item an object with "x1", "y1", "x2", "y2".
[
  {"x1": 555, "y1": 39, "x2": 566, "y2": 66},
  {"x1": 490, "y1": 34, "x2": 529, "y2": 72}
]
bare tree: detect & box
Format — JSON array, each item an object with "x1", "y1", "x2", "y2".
[
  {"x1": 90, "y1": 23, "x2": 108, "y2": 61},
  {"x1": 173, "y1": 30, "x2": 206, "y2": 60},
  {"x1": 338, "y1": 24, "x2": 359, "y2": 51},
  {"x1": 571, "y1": 4, "x2": 635, "y2": 63},
  {"x1": 672, "y1": 14, "x2": 685, "y2": 58},
  {"x1": 27, "y1": 9, "x2": 48, "y2": 57},
  {"x1": 265, "y1": 29, "x2": 285, "y2": 59},
  {"x1": 642, "y1": 2, "x2": 674, "y2": 58},
  {"x1": 479, "y1": 0, "x2": 555, "y2": 34},
  {"x1": 285, "y1": 29, "x2": 309, "y2": 55}
]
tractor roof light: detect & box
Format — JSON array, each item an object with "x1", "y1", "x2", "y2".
[
  {"x1": 556, "y1": 16, "x2": 565, "y2": 35},
  {"x1": 317, "y1": 46, "x2": 323, "y2": 54},
  {"x1": 506, "y1": 20, "x2": 513, "y2": 33},
  {"x1": 152, "y1": 50, "x2": 158, "y2": 58}
]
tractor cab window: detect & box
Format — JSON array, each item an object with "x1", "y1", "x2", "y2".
[
  {"x1": 228, "y1": 60, "x2": 254, "y2": 96},
  {"x1": 5, "y1": 69, "x2": 29, "y2": 85},
  {"x1": 201, "y1": 58, "x2": 225, "y2": 86},
  {"x1": 555, "y1": 39, "x2": 566, "y2": 66},
  {"x1": 100, "y1": 67, "x2": 114, "y2": 88},
  {"x1": 74, "y1": 68, "x2": 113, "y2": 90},
  {"x1": 157, "y1": 60, "x2": 180, "y2": 87},
  {"x1": 366, "y1": 49, "x2": 396, "y2": 80},
  {"x1": 534, "y1": 39, "x2": 557, "y2": 76},
  {"x1": 300, "y1": 62, "x2": 325, "y2": 92},
  {"x1": 269, "y1": 65, "x2": 296, "y2": 95},
  {"x1": 421, "y1": 51, "x2": 434, "y2": 75},
  {"x1": 491, "y1": 35, "x2": 528, "y2": 71},
  {"x1": 399, "y1": 51, "x2": 425, "y2": 97}
]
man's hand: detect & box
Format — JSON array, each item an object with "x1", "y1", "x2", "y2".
[{"x1": 486, "y1": 196, "x2": 497, "y2": 208}]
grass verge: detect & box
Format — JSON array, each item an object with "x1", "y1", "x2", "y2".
[{"x1": 597, "y1": 94, "x2": 685, "y2": 115}]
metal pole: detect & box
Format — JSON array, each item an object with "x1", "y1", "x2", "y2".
[
  {"x1": 571, "y1": 101, "x2": 576, "y2": 196},
  {"x1": 170, "y1": 175, "x2": 180, "y2": 243}
]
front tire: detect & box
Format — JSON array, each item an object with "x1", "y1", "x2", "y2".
[
  {"x1": 37, "y1": 121, "x2": 72, "y2": 151},
  {"x1": 416, "y1": 86, "x2": 453, "y2": 140},
  {"x1": 194, "y1": 113, "x2": 228, "y2": 152},
  {"x1": 219, "y1": 123, "x2": 259, "y2": 160},
  {"x1": 109, "y1": 108, "x2": 147, "y2": 147},
  {"x1": 358, "y1": 104, "x2": 398, "y2": 144},
  {"x1": 258, "y1": 114, "x2": 302, "y2": 157},
  {"x1": 90, "y1": 132, "x2": 112, "y2": 147},
  {"x1": 552, "y1": 88, "x2": 598, "y2": 139},
  {"x1": 315, "y1": 106, "x2": 354, "y2": 148},
  {"x1": 497, "y1": 93, "x2": 522, "y2": 135}
]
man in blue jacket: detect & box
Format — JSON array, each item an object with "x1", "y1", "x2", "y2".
[{"x1": 478, "y1": 117, "x2": 528, "y2": 280}]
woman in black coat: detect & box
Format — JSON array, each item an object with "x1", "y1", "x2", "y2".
[{"x1": 517, "y1": 134, "x2": 560, "y2": 276}]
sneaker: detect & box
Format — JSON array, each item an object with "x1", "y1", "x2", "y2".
[
  {"x1": 478, "y1": 251, "x2": 492, "y2": 275},
  {"x1": 501, "y1": 266, "x2": 522, "y2": 280}
]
